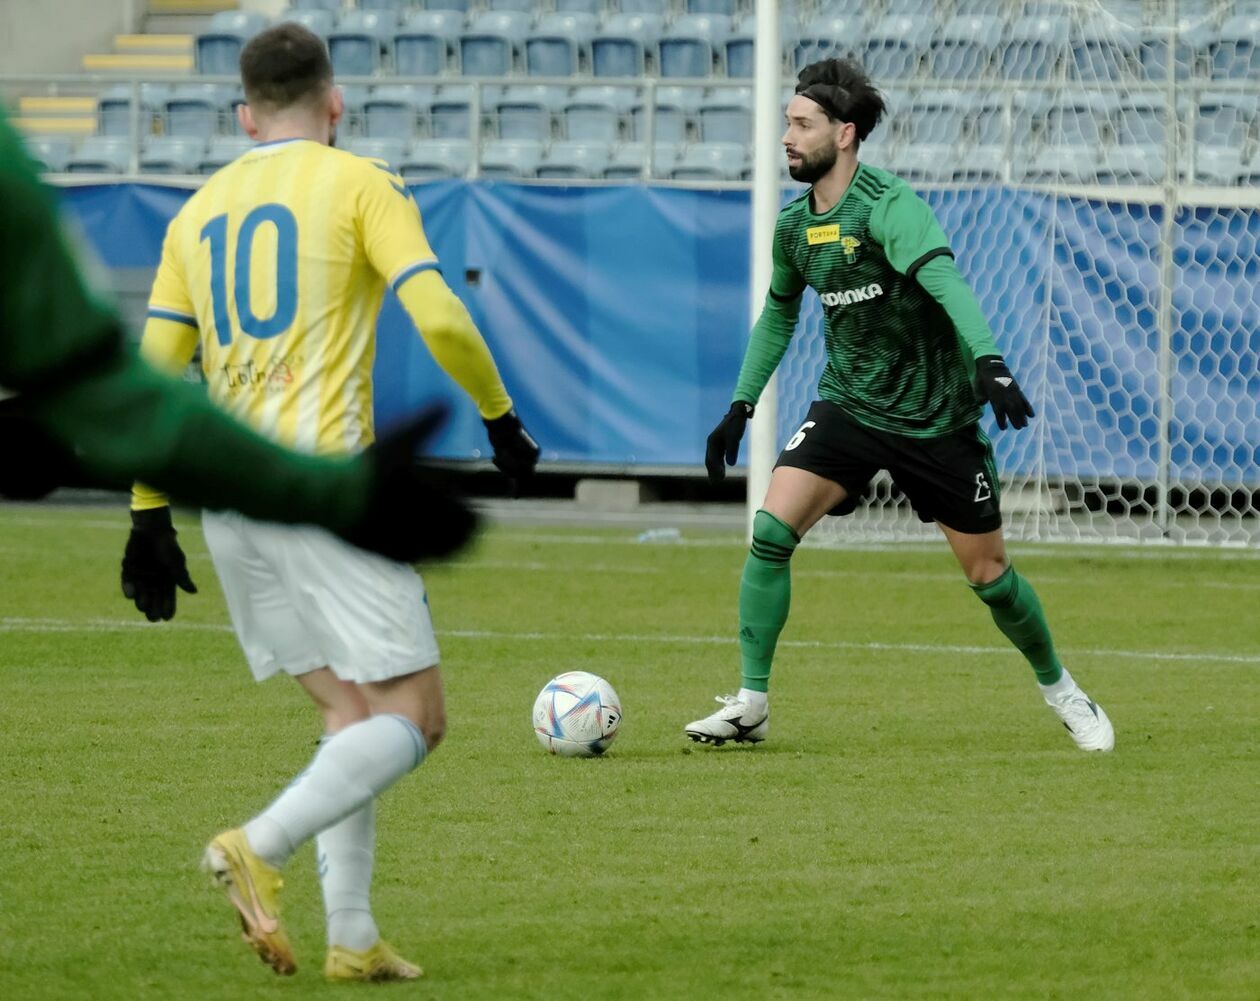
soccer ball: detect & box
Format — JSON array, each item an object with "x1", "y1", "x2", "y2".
[{"x1": 532, "y1": 671, "x2": 622, "y2": 757}]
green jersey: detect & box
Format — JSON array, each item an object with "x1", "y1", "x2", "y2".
[{"x1": 734, "y1": 162, "x2": 1001, "y2": 438}]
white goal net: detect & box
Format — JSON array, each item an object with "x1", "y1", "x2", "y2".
[{"x1": 768, "y1": 0, "x2": 1260, "y2": 546}]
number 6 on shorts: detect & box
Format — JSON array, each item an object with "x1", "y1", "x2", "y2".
[{"x1": 785, "y1": 420, "x2": 816, "y2": 451}]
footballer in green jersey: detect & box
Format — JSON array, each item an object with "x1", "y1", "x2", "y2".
[{"x1": 686, "y1": 58, "x2": 1114, "y2": 754}]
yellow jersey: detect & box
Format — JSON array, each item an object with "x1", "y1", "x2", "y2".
[{"x1": 145, "y1": 138, "x2": 441, "y2": 456}]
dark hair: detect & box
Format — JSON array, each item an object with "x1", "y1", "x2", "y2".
[
  {"x1": 794, "y1": 58, "x2": 886, "y2": 142},
  {"x1": 240, "y1": 23, "x2": 333, "y2": 112}
]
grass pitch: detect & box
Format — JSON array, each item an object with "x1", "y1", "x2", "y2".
[{"x1": 1, "y1": 503, "x2": 1258, "y2": 1000}]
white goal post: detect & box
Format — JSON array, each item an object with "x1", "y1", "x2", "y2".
[{"x1": 749, "y1": 0, "x2": 1260, "y2": 547}]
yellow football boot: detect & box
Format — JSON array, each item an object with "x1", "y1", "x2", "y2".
[
  {"x1": 324, "y1": 939, "x2": 424, "y2": 982},
  {"x1": 201, "y1": 828, "x2": 296, "y2": 976}
]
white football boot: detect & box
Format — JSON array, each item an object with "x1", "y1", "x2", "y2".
[
  {"x1": 685, "y1": 695, "x2": 769, "y2": 746},
  {"x1": 1046, "y1": 685, "x2": 1114, "y2": 752}
]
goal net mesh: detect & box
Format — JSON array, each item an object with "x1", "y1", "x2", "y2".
[{"x1": 770, "y1": 0, "x2": 1260, "y2": 546}]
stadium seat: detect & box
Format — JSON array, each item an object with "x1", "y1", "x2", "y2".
[
  {"x1": 479, "y1": 138, "x2": 544, "y2": 179},
  {"x1": 345, "y1": 136, "x2": 408, "y2": 168},
  {"x1": 950, "y1": 145, "x2": 1005, "y2": 184},
  {"x1": 928, "y1": 15, "x2": 1003, "y2": 81},
  {"x1": 358, "y1": 0, "x2": 410, "y2": 10},
  {"x1": 671, "y1": 141, "x2": 746, "y2": 181},
  {"x1": 484, "y1": 0, "x2": 535, "y2": 12},
  {"x1": 527, "y1": 13, "x2": 596, "y2": 76},
  {"x1": 1115, "y1": 95, "x2": 1169, "y2": 147},
  {"x1": 166, "y1": 84, "x2": 235, "y2": 138},
  {"x1": 339, "y1": 83, "x2": 370, "y2": 133},
  {"x1": 863, "y1": 15, "x2": 930, "y2": 81},
  {"x1": 889, "y1": 143, "x2": 963, "y2": 184},
  {"x1": 905, "y1": 90, "x2": 968, "y2": 146},
  {"x1": 687, "y1": 0, "x2": 737, "y2": 13},
  {"x1": 399, "y1": 138, "x2": 471, "y2": 180},
  {"x1": 198, "y1": 135, "x2": 253, "y2": 174},
  {"x1": 329, "y1": 10, "x2": 398, "y2": 76},
  {"x1": 1093, "y1": 145, "x2": 1165, "y2": 185},
  {"x1": 555, "y1": 0, "x2": 602, "y2": 13},
  {"x1": 196, "y1": 11, "x2": 268, "y2": 75},
  {"x1": 632, "y1": 85, "x2": 702, "y2": 143},
  {"x1": 1196, "y1": 92, "x2": 1259, "y2": 150},
  {"x1": 1047, "y1": 92, "x2": 1119, "y2": 147},
  {"x1": 363, "y1": 84, "x2": 433, "y2": 140},
  {"x1": 726, "y1": 12, "x2": 799, "y2": 79},
  {"x1": 141, "y1": 135, "x2": 206, "y2": 174},
  {"x1": 537, "y1": 139, "x2": 610, "y2": 179},
  {"x1": 1002, "y1": 14, "x2": 1069, "y2": 81},
  {"x1": 97, "y1": 83, "x2": 168, "y2": 137},
  {"x1": 1194, "y1": 146, "x2": 1245, "y2": 185},
  {"x1": 429, "y1": 84, "x2": 475, "y2": 139},
  {"x1": 1139, "y1": 17, "x2": 1214, "y2": 82},
  {"x1": 698, "y1": 87, "x2": 751, "y2": 144},
  {"x1": 592, "y1": 13, "x2": 664, "y2": 77},
  {"x1": 290, "y1": 0, "x2": 339, "y2": 9},
  {"x1": 393, "y1": 11, "x2": 463, "y2": 76},
  {"x1": 617, "y1": 0, "x2": 668, "y2": 13},
  {"x1": 659, "y1": 14, "x2": 730, "y2": 78},
  {"x1": 563, "y1": 85, "x2": 635, "y2": 141},
  {"x1": 1208, "y1": 14, "x2": 1260, "y2": 80},
  {"x1": 424, "y1": 0, "x2": 470, "y2": 12},
  {"x1": 23, "y1": 135, "x2": 74, "y2": 172},
  {"x1": 793, "y1": 13, "x2": 864, "y2": 70},
  {"x1": 460, "y1": 11, "x2": 530, "y2": 76},
  {"x1": 494, "y1": 84, "x2": 565, "y2": 141},
  {"x1": 66, "y1": 136, "x2": 131, "y2": 174},
  {"x1": 604, "y1": 141, "x2": 680, "y2": 180},
  {"x1": 1070, "y1": 15, "x2": 1141, "y2": 82},
  {"x1": 278, "y1": 7, "x2": 335, "y2": 39},
  {"x1": 1016, "y1": 145, "x2": 1103, "y2": 184}
]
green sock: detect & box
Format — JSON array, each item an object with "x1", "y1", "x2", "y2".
[
  {"x1": 738, "y1": 510, "x2": 800, "y2": 693},
  {"x1": 971, "y1": 565, "x2": 1064, "y2": 685}
]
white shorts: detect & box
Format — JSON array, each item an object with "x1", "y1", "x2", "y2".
[{"x1": 201, "y1": 510, "x2": 440, "y2": 684}]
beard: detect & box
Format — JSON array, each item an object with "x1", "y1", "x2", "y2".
[{"x1": 788, "y1": 144, "x2": 838, "y2": 183}]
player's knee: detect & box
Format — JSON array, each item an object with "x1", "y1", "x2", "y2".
[
  {"x1": 420, "y1": 710, "x2": 446, "y2": 752},
  {"x1": 751, "y1": 509, "x2": 801, "y2": 566}
]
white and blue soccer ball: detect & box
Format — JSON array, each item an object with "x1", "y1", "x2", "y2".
[{"x1": 532, "y1": 671, "x2": 622, "y2": 757}]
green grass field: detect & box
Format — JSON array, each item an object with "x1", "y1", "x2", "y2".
[{"x1": 2, "y1": 503, "x2": 1258, "y2": 1000}]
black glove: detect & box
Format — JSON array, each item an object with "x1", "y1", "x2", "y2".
[
  {"x1": 121, "y1": 507, "x2": 197, "y2": 622},
  {"x1": 343, "y1": 407, "x2": 479, "y2": 562},
  {"x1": 483, "y1": 409, "x2": 540, "y2": 493},
  {"x1": 704, "y1": 400, "x2": 754, "y2": 483},
  {"x1": 974, "y1": 355, "x2": 1034, "y2": 431}
]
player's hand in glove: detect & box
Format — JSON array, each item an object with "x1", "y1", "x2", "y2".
[
  {"x1": 344, "y1": 407, "x2": 479, "y2": 562},
  {"x1": 121, "y1": 506, "x2": 197, "y2": 622},
  {"x1": 705, "y1": 400, "x2": 754, "y2": 483},
  {"x1": 483, "y1": 409, "x2": 540, "y2": 494},
  {"x1": 975, "y1": 355, "x2": 1034, "y2": 431}
]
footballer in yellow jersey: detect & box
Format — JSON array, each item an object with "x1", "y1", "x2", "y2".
[{"x1": 121, "y1": 23, "x2": 539, "y2": 981}]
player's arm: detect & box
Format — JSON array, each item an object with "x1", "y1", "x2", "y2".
[
  {"x1": 359, "y1": 161, "x2": 538, "y2": 482},
  {"x1": 705, "y1": 218, "x2": 806, "y2": 483},
  {"x1": 871, "y1": 187, "x2": 1033, "y2": 430}
]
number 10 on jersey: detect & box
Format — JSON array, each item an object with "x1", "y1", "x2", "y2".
[{"x1": 200, "y1": 203, "x2": 299, "y2": 347}]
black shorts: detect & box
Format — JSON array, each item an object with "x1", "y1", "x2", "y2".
[{"x1": 774, "y1": 400, "x2": 1002, "y2": 535}]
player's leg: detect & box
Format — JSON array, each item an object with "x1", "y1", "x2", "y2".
[{"x1": 687, "y1": 402, "x2": 867, "y2": 746}]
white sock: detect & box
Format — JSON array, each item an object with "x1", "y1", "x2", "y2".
[
  {"x1": 244, "y1": 714, "x2": 426, "y2": 869},
  {"x1": 1038, "y1": 667, "x2": 1077, "y2": 703},
  {"x1": 317, "y1": 800, "x2": 380, "y2": 952},
  {"x1": 738, "y1": 688, "x2": 768, "y2": 714}
]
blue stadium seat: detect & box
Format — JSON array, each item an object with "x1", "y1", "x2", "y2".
[
  {"x1": 1047, "y1": 92, "x2": 1119, "y2": 147},
  {"x1": 423, "y1": 0, "x2": 470, "y2": 12},
  {"x1": 863, "y1": 15, "x2": 929, "y2": 81},
  {"x1": 563, "y1": 85, "x2": 634, "y2": 141},
  {"x1": 290, "y1": 0, "x2": 339, "y2": 10},
  {"x1": 726, "y1": 12, "x2": 799, "y2": 80},
  {"x1": 338, "y1": 83, "x2": 370, "y2": 132},
  {"x1": 928, "y1": 15, "x2": 1003, "y2": 81},
  {"x1": 698, "y1": 87, "x2": 751, "y2": 144},
  {"x1": 278, "y1": 7, "x2": 335, "y2": 38},
  {"x1": 889, "y1": 143, "x2": 964, "y2": 184},
  {"x1": 359, "y1": 0, "x2": 410, "y2": 10},
  {"x1": 196, "y1": 11, "x2": 268, "y2": 75},
  {"x1": 618, "y1": 0, "x2": 669, "y2": 13},
  {"x1": 198, "y1": 135, "x2": 253, "y2": 174},
  {"x1": 671, "y1": 141, "x2": 746, "y2": 181},
  {"x1": 1002, "y1": 14, "x2": 1069, "y2": 81},
  {"x1": 1115, "y1": 95, "x2": 1169, "y2": 147},
  {"x1": 345, "y1": 136, "x2": 408, "y2": 169},
  {"x1": 363, "y1": 84, "x2": 434, "y2": 139},
  {"x1": 604, "y1": 141, "x2": 680, "y2": 180},
  {"x1": 1094, "y1": 146, "x2": 1165, "y2": 186},
  {"x1": 632, "y1": 85, "x2": 702, "y2": 143},
  {"x1": 1070, "y1": 15, "x2": 1140, "y2": 82},
  {"x1": 1139, "y1": 17, "x2": 1213, "y2": 82},
  {"x1": 166, "y1": 84, "x2": 235, "y2": 138},
  {"x1": 97, "y1": 83, "x2": 169, "y2": 137},
  {"x1": 23, "y1": 135, "x2": 74, "y2": 172},
  {"x1": 905, "y1": 90, "x2": 967, "y2": 145},
  {"x1": 555, "y1": 0, "x2": 602, "y2": 13},
  {"x1": 1015, "y1": 145, "x2": 1103, "y2": 184},
  {"x1": 1194, "y1": 146, "x2": 1245, "y2": 185},
  {"x1": 141, "y1": 136, "x2": 206, "y2": 174},
  {"x1": 329, "y1": 10, "x2": 398, "y2": 76},
  {"x1": 951, "y1": 145, "x2": 1005, "y2": 184},
  {"x1": 794, "y1": 13, "x2": 864, "y2": 70},
  {"x1": 527, "y1": 13, "x2": 596, "y2": 76},
  {"x1": 460, "y1": 11, "x2": 530, "y2": 76},
  {"x1": 592, "y1": 13, "x2": 664, "y2": 77},
  {"x1": 494, "y1": 84, "x2": 565, "y2": 140},
  {"x1": 659, "y1": 14, "x2": 730, "y2": 78},
  {"x1": 1196, "y1": 92, "x2": 1259, "y2": 149},
  {"x1": 393, "y1": 11, "x2": 463, "y2": 76},
  {"x1": 479, "y1": 138, "x2": 544, "y2": 179},
  {"x1": 429, "y1": 84, "x2": 474, "y2": 138},
  {"x1": 484, "y1": 0, "x2": 535, "y2": 12},
  {"x1": 537, "y1": 140, "x2": 610, "y2": 179},
  {"x1": 687, "y1": 0, "x2": 736, "y2": 13},
  {"x1": 399, "y1": 138, "x2": 471, "y2": 180},
  {"x1": 66, "y1": 136, "x2": 131, "y2": 174},
  {"x1": 1209, "y1": 14, "x2": 1260, "y2": 80}
]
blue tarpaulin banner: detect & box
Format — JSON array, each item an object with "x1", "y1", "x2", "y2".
[{"x1": 58, "y1": 182, "x2": 1260, "y2": 484}]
